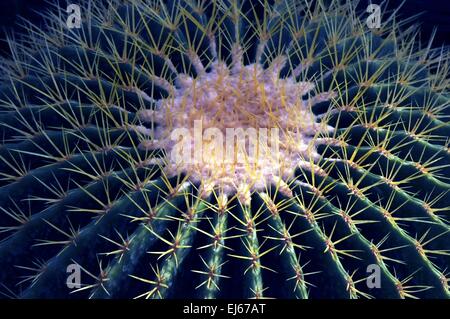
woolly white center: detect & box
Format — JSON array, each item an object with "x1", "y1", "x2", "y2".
[{"x1": 139, "y1": 59, "x2": 331, "y2": 199}]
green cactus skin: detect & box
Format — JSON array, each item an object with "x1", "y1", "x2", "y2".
[{"x1": 0, "y1": 0, "x2": 449, "y2": 299}]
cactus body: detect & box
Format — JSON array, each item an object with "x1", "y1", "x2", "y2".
[{"x1": 0, "y1": 0, "x2": 449, "y2": 299}]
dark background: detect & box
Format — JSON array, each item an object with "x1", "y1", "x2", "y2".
[{"x1": 0, "y1": 0, "x2": 449, "y2": 56}]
